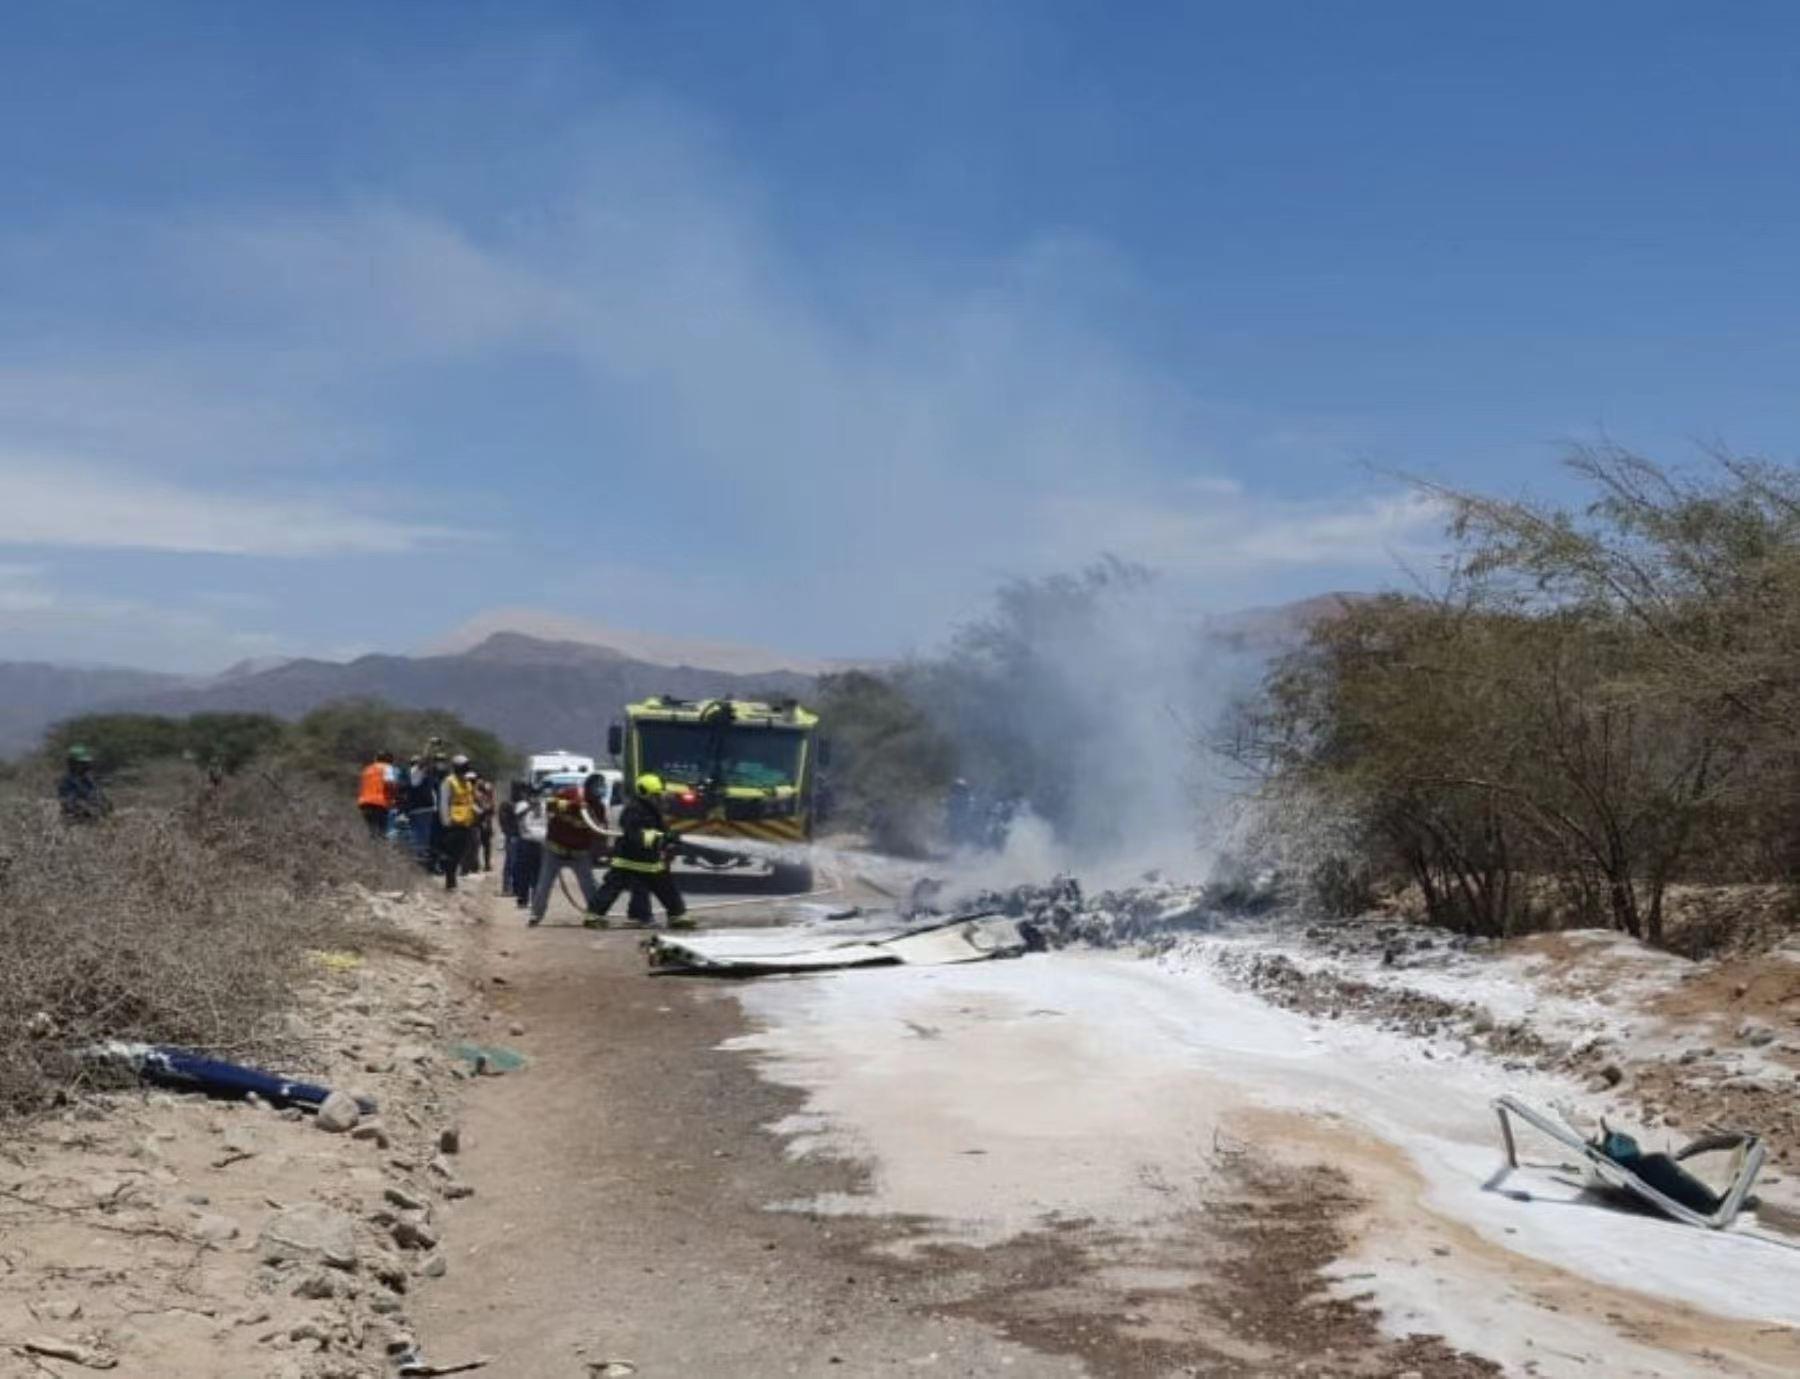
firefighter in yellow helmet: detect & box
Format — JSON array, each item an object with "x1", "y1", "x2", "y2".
[{"x1": 586, "y1": 773, "x2": 693, "y2": 930}]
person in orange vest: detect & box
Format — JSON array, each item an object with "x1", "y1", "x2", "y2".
[{"x1": 357, "y1": 751, "x2": 395, "y2": 839}]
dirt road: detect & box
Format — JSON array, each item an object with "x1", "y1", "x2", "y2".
[
  {"x1": 417, "y1": 879, "x2": 1800, "y2": 1379},
  {"x1": 415, "y1": 882, "x2": 1486, "y2": 1378},
  {"x1": 413, "y1": 888, "x2": 1065, "y2": 1377}
]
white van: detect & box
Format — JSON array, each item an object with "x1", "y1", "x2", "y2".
[
  {"x1": 526, "y1": 751, "x2": 594, "y2": 789},
  {"x1": 526, "y1": 752, "x2": 624, "y2": 808}
]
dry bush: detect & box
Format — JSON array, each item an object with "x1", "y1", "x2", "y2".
[
  {"x1": 0, "y1": 772, "x2": 421, "y2": 1121},
  {"x1": 1238, "y1": 451, "x2": 1800, "y2": 951}
]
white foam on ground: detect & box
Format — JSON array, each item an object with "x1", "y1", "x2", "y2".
[{"x1": 726, "y1": 948, "x2": 1800, "y2": 1377}]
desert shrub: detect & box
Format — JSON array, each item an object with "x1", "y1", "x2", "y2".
[
  {"x1": 0, "y1": 772, "x2": 418, "y2": 1122},
  {"x1": 184, "y1": 712, "x2": 290, "y2": 772},
  {"x1": 44, "y1": 713, "x2": 192, "y2": 773},
  {"x1": 37, "y1": 701, "x2": 516, "y2": 792},
  {"x1": 278, "y1": 699, "x2": 515, "y2": 784},
  {"x1": 42, "y1": 710, "x2": 285, "y2": 776},
  {"x1": 1237, "y1": 448, "x2": 1800, "y2": 950},
  {"x1": 816, "y1": 669, "x2": 957, "y2": 853}
]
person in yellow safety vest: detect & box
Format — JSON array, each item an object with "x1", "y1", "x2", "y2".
[
  {"x1": 528, "y1": 773, "x2": 609, "y2": 927},
  {"x1": 585, "y1": 773, "x2": 693, "y2": 930},
  {"x1": 357, "y1": 750, "x2": 396, "y2": 839},
  {"x1": 436, "y1": 754, "x2": 479, "y2": 892}
]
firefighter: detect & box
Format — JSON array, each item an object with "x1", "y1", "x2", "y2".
[
  {"x1": 587, "y1": 773, "x2": 692, "y2": 930},
  {"x1": 529, "y1": 772, "x2": 608, "y2": 927}
]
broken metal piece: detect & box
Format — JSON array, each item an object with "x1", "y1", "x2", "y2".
[
  {"x1": 644, "y1": 913, "x2": 1031, "y2": 974},
  {"x1": 396, "y1": 1351, "x2": 493, "y2": 1376},
  {"x1": 1491, "y1": 1095, "x2": 1766, "y2": 1230}
]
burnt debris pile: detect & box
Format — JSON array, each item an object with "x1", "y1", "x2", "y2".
[{"x1": 906, "y1": 868, "x2": 1285, "y2": 950}]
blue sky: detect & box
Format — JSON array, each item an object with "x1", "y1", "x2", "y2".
[{"x1": 4, "y1": 2, "x2": 1800, "y2": 670}]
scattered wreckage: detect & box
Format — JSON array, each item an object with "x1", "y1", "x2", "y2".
[
  {"x1": 645, "y1": 912, "x2": 1041, "y2": 974},
  {"x1": 903, "y1": 869, "x2": 1283, "y2": 949},
  {"x1": 647, "y1": 867, "x2": 1283, "y2": 975},
  {"x1": 655, "y1": 865, "x2": 1784, "y2": 1240},
  {"x1": 1491, "y1": 1095, "x2": 1767, "y2": 1231}
]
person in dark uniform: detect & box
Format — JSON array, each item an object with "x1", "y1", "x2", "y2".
[
  {"x1": 586, "y1": 773, "x2": 692, "y2": 930},
  {"x1": 57, "y1": 745, "x2": 111, "y2": 822}
]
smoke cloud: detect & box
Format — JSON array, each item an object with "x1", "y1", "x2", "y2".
[{"x1": 921, "y1": 560, "x2": 1271, "y2": 887}]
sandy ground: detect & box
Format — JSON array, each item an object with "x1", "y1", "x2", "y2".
[
  {"x1": 0, "y1": 886, "x2": 482, "y2": 1379},
  {"x1": 413, "y1": 882, "x2": 1068, "y2": 1377},
  {"x1": 414, "y1": 871, "x2": 1800, "y2": 1379},
  {"x1": 8, "y1": 859, "x2": 1790, "y2": 1378},
  {"x1": 417, "y1": 878, "x2": 1461, "y2": 1375}
]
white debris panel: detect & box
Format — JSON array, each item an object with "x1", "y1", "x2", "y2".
[{"x1": 645, "y1": 914, "x2": 1033, "y2": 974}]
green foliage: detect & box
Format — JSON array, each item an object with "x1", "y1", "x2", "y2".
[
  {"x1": 929, "y1": 555, "x2": 1154, "y2": 838},
  {"x1": 183, "y1": 713, "x2": 289, "y2": 772},
  {"x1": 817, "y1": 669, "x2": 957, "y2": 851},
  {"x1": 1241, "y1": 449, "x2": 1800, "y2": 948},
  {"x1": 40, "y1": 700, "x2": 516, "y2": 786},
  {"x1": 279, "y1": 699, "x2": 517, "y2": 783},
  {"x1": 46, "y1": 713, "x2": 200, "y2": 774},
  {"x1": 814, "y1": 557, "x2": 1165, "y2": 852}
]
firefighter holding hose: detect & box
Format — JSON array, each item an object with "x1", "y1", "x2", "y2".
[
  {"x1": 585, "y1": 773, "x2": 693, "y2": 930},
  {"x1": 529, "y1": 772, "x2": 608, "y2": 927}
]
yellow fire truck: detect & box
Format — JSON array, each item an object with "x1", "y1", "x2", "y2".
[{"x1": 607, "y1": 696, "x2": 824, "y2": 889}]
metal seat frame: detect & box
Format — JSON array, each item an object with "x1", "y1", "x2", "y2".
[{"x1": 1492, "y1": 1094, "x2": 1765, "y2": 1231}]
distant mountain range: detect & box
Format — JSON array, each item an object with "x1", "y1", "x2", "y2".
[
  {"x1": 0, "y1": 596, "x2": 1357, "y2": 759},
  {"x1": 427, "y1": 608, "x2": 869, "y2": 677},
  {"x1": 0, "y1": 662, "x2": 196, "y2": 759},
  {"x1": 0, "y1": 631, "x2": 815, "y2": 759}
]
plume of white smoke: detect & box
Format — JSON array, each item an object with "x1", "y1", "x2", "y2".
[{"x1": 930, "y1": 563, "x2": 1272, "y2": 890}]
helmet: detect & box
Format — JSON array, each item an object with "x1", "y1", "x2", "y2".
[
  {"x1": 635, "y1": 773, "x2": 665, "y2": 797},
  {"x1": 451, "y1": 753, "x2": 470, "y2": 768},
  {"x1": 67, "y1": 744, "x2": 93, "y2": 763}
]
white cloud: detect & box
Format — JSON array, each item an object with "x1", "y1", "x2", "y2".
[
  {"x1": 174, "y1": 205, "x2": 565, "y2": 360},
  {"x1": 0, "y1": 451, "x2": 460, "y2": 556},
  {"x1": 0, "y1": 563, "x2": 56, "y2": 613},
  {"x1": 1033, "y1": 488, "x2": 1447, "y2": 579},
  {"x1": 0, "y1": 88, "x2": 1443, "y2": 661},
  {"x1": 0, "y1": 363, "x2": 382, "y2": 475},
  {"x1": 0, "y1": 566, "x2": 289, "y2": 673}
]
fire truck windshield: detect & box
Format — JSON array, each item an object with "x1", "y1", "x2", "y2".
[{"x1": 637, "y1": 722, "x2": 805, "y2": 791}]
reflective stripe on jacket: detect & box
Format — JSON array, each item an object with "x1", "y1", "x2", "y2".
[
  {"x1": 611, "y1": 798, "x2": 669, "y2": 874},
  {"x1": 358, "y1": 762, "x2": 392, "y2": 809}
]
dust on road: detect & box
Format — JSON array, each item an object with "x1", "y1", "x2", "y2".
[{"x1": 414, "y1": 883, "x2": 1499, "y2": 1378}]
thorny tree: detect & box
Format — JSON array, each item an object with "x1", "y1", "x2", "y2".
[{"x1": 1240, "y1": 449, "x2": 1800, "y2": 947}]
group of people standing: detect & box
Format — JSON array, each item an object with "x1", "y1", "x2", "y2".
[
  {"x1": 357, "y1": 744, "x2": 496, "y2": 891},
  {"x1": 357, "y1": 751, "x2": 689, "y2": 928}
]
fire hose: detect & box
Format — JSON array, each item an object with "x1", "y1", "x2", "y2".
[{"x1": 550, "y1": 826, "x2": 837, "y2": 913}]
